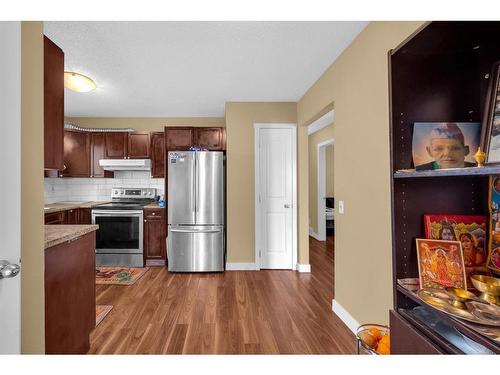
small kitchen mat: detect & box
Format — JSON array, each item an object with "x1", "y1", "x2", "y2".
[
  {"x1": 95, "y1": 267, "x2": 149, "y2": 285},
  {"x1": 96, "y1": 305, "x2": 113, "y2": 326}
]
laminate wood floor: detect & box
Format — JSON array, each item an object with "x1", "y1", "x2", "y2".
[{"x1": 89, "y1": 235, "x2": 355, "y2": 354}]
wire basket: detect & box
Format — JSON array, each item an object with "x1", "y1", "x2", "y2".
[{"x1": 356, "y1": 324, "x2": 390, "y2": 355}]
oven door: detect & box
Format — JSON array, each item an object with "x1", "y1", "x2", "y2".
[{"x1": 92, "y1": 210, "x2": 143, "y2": 254}]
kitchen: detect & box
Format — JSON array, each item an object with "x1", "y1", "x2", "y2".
[{"x1": 42, "y1": 27, "x2": 228, "y2": 353}]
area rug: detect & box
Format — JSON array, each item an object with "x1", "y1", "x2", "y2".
[
  {"x1": 95, "y1": 267, "x2": 149, "y2": 285},
  {"x1": 96, "y1": 305, "x2": 113, "y2": 326}
]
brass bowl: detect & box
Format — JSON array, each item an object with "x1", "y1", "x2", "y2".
[
  {"x1": 445, "y1": 287, "x2": 478, "y2": 309},
  {"x1": 471, "y1": 274, "x2": 500, "y2": 305}
]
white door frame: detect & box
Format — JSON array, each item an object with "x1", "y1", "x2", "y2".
[
  {"x1": 317, "y1": 139, "x2": 334, "y2": 241},
  {"x1": 254, "y1": 123, "x2": 297, "y2": 270}
]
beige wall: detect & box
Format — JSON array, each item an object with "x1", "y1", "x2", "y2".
[
  {"x1": 65, "y1": 117, "x2": 225, "y2": 131},
  {"x1": 298, "y1": 22, "x2": 425, "y2": 325},
  {"x1": 224, "y1": 102, "x2": 310, "y2": 264},
  {"x1": 308, "y1": 124, "x2": 334, "y2": 234},
  {"x1": 21, "y1": 21, "x2": 45, "y2": 354}
]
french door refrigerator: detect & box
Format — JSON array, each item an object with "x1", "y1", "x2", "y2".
[{"x1": 167, "y1": 151, "x2": 225, "y2": 272}]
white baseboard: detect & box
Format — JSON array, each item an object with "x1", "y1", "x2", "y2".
[
  {"x1": 225, "y1": 262, "x2": 257, "y2": 271},
  {"x1": 332, "y1": 299, "x2": 360, "y2": 334},
  {"x1": 309, "y1": 227, "x2": 321, "y2": 241},
  {"x1": 295, "y1": 263, "x2": 311, "y2": 272}
]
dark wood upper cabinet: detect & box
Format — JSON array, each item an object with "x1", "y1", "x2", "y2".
[
  {"x1": 150, "y1": 132, "x2": 165, "y2": 178},
  {"x1": 195, "y1": 127, "x2": 226, "y2": 150},
  {"x1": 104, "y1": 132, "x2": 128, "y2": 159},
  {"x1": 128, "y1": 132, "x2": 150, "y2": 158},
  {"x1": 91, "y1": 133, "x2": 110, "y2": 178},
  {"x1": 44, "y1": 36, "x2": 64, "y2": 170},
  {"x1": 62, "y1": 130, "x2": 90, "y2": 177},
  {"x1": 165, "y1": 127, "x2": 194, "y2": 150}
]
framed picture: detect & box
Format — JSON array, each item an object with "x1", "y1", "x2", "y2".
[
  {"x1": 423, "y1": 214, "x2": 488, "y2": 288},
  {"x1": 481, "y1": 61, "x2": 500, "y2": 164},
  {"x1": 488, "y1": 176, "x2": 500, "y2": 273},
  {"x1": 416, "y1": 239, "x2": 467, "y2": 289},
  {"x1": 412, "y1": 122, "x2": 480, "y2": 171}
]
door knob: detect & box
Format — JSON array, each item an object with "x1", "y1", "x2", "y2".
[{"x1": 0, "y1": 260, "x2": 20, "y2": 279}]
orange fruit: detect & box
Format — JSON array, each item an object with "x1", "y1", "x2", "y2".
[
  {"x1": 376, "y1": 342, "x2": 390, "y2": 355},
  {"x1": 379, "y1": 335, "x2": 390, "y2": 348},
  {"x1": 369, "y1": 328, "x2": 383, "y2": 341},
  {"x1": 359, "y1": 331, "x2": 378, "y2": 349}
]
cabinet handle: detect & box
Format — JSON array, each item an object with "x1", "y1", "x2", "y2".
[
  {"x1": 152, "y1": 212, "x2": 155, "y2": 216},
  {"x1": 144, "y1": 219, "x2": 147, "y2": 222}
]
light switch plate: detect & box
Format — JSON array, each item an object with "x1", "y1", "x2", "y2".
[{"x1": 338, "y1": 200, "x2": 344, "y2": 214}]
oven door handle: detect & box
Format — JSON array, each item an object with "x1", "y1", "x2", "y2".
[{"x1": 92, "y1": 210, "x2": 143, "y2": 216}]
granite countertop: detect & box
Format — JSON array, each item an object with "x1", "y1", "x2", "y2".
[
  {"x1": 44, "y1": 201, "x2": 111, "y2": 214},
  {"x1": 45, "y1": 225, "x2": 99, "y2": 249},
  {"x1": 144, "y1": 202, "x2": 166, "y2": 209}
]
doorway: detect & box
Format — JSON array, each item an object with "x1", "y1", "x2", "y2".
[
  {"x1": 254, "y1": 123, "x2": 297, "y2": 270},
  {"x1": 317, "y1": 139, "x2": 334, "y2": 241}
]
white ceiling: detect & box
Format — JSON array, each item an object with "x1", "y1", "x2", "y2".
[{"x1": 44, "y1": 21, "x2": 368, "y2": 117}]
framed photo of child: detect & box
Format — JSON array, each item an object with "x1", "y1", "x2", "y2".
[
  {"x1": 412, "y1": 122, "x2": 481, "y2": 171},
  {"x1": 416, "y1": 239, "x2": 467, "y2": 290}
]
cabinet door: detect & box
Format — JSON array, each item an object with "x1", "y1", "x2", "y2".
[
  {"x1": 44, "y1": 36, "x2": 64, "y2": 170},
  {"x1": 144, "y1": 215, "x2": 166, "y2": 262},
  {"x1": 91, "y1": 133, "x2": 107, "y2": 178},
  {"x1": 165, "y1": 127, "x2": 194, "y2": 151},
  {"x1": 128, "y1": 132, "x2": 150, "y2": 158},
  {"x1": 104, "y1": 132, "x2": 128, "y2": 159},
  {"x1": 195, "y1": 127, "x2": 225, "y2": 150},
  {"x1": 62, "y1": 130, "x2": 90, "y2": 177},
  {"x1": 150, "y1": 132, "x2": 165, "y2": 178},
  {"x1": 78, "y1": 208, "x2": 92, "y2": 224},
  {"x1": 45, "y1": 211, "x2": 67, "y2": 225},
  {"x1": 67, "y1": 209, "x2": 79, "y2": 224}
]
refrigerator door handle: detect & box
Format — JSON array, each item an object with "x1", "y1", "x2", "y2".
[
  {"x1": 170, "y1": 228, "x2": 222, "y2": 234},
  {"x1": 193, "y1": 153, "x2": 197, "y2": 216}
]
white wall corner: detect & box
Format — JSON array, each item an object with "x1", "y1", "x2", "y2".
[
  {"x1": 295, "y1": 263, "x2": 311, "y2": 273},
  {"x1": 309, "y1": 227, "x2": 321, "y2": 241},
  {"x1": 332, "y1": 299, "x2": 360, "y2": 334},
  {"x1": 225, "y1": 263, "x2": 257, "y2": 271}
]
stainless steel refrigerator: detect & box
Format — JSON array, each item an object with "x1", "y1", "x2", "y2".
[{"x1": 167, "y1": 151, "x2": 225, "y2": 272}]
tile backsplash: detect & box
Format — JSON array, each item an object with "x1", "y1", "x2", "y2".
[{"x1": 44, "y1": 171, "x2": 164, "y2": 204}]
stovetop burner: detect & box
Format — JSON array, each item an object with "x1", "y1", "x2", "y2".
[{"x1": 93, "y1": 187, "x2": 157, "y2": 210}]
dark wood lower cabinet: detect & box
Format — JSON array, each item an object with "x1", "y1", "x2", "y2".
[
  {"x1": 78, "y1": 208, "x2": 92, "y2": 224},
  {"x1": 45, "y1": 231, "x2": 96, "y2": 354},
  {"x1": 144, "y1": 207, "x2": 166, "y2": 266},
  {"x1": 45, "y1": 211, "x2": 67, "y2": 225},
  {"x1": 67, "y1": 208, "x2": 79, "y2": 224},
  {"x1": 390, "y1": 310, "x2": 445, "y2": 354}
]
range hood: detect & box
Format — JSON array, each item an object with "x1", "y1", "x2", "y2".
[{"x1": 99, "y1": 159, "x2": 151, "y2": 171}]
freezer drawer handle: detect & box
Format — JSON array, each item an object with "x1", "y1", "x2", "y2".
[{"x1": 170, "y1": 228, "x2": 221, "y2": 234}]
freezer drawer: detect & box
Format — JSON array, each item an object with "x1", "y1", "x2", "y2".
[{"x1": 167, "y1": 225, "x2": 224, "y2": 272}]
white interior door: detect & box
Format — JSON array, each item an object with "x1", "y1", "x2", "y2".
[
  {"x1": 256, "y1": 126, "x2": 295, "y2": 269},
  {"x1": 0, "y1": 21, "x2": 22, "y2": 354}
]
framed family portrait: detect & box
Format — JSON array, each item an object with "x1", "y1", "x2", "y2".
[
  {"x1": 482, "y1": 60, "x2": 500, "y2": 164},
  {"x1": 412, "y1": 122, "x2": 481, "y2": 171},
  {"x1": 416, "y1": 239, "x2": 467, "y2": 290}
]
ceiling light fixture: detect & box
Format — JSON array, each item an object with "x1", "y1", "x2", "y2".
[{"x1": 64, "y1": 71, "x2": 97, "y2": 93}]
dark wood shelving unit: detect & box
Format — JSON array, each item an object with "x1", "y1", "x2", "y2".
[
  {"x1": 389, "y1": 21, "x2": 500, "y2": 354},
  {"x1": 394, "y1": 165, "x2": 500, "y2": 179}
]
